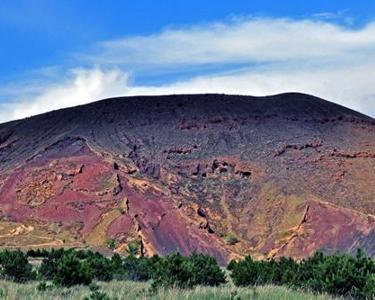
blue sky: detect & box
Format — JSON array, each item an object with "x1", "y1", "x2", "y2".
[{"x1": 1, "y1": 1, "x2": 375, "y2": 121}]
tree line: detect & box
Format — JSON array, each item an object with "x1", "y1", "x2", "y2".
[
  {"x1": 228, "y1": 249, "x2": 374, "y2": 299},
  {"x1": 0, "y1": 248, "x2": 373, "y2": 299}
]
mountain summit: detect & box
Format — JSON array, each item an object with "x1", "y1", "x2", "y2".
[{"x1": 0, "y1": 93, "x2": 374, "y2": 263}]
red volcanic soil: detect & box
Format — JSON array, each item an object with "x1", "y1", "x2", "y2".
[{"x1": 0, "y1": 93, "x2": 374, "y2": 262}]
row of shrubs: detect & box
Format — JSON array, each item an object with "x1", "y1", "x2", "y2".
[
  {"x1": 228, "y1": 249, "x2": 374, "y2": 299},
  {"x1": 0, "y1": 248, "x2": 225, "y2": 289},
  {"x1": 0, "y1": 248, "x2": 373, "y2": 299}
]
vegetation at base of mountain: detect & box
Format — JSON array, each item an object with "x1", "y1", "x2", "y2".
[
  {"x1": 151, "y1": 252, "x2": 226, "y2": 290},
  {"x1": 0, "y1": 248, "x2": 373, "y2": 299},
  {"x1": 0, "y1": 249, "x2": 36, "y2": 282},
  {"x1": 228, "y1": 249, "x2": 374, "y2": 299},
  {"x1": 106, "y1": 239, "x2": 117, "y2": 250},
  {"x1": 34, "y1": 249, "x2": 226, "y2": 288}
]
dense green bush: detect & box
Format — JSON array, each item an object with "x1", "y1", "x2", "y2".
[
  {"x1": 0, "y1": 249, "x2": 35, "y2": 282},
  {"x1": 38, "y1": 249, "x2": 158, "y2": 284},
  {"x1": 126, "y1": 239, "x2": 141, "y2": 256},
  {"x1": 185, "y1": 253, "x2": 226, "y2": 286},
  {"x1": 152, "y1": 252, "x2": 226, "y2": 289},
  {"x1": 110, "y1": 253, "x2": 125, "y2": 279},
  {"x1": 227, "y1": 255, "x2": 299, "y2": 287},
  {"x1": 106, "y1": 239, "x2": 116, "y2": 251},
  {"x1": 299, "y1": 249, "x2": 375, "y2": 298},
  {"x1": 53, "y1": 251, "x2": 93, "y2": 286},
  {"x1": 228, "y1": 249, "x2": 375, "y2": 299},
  {"x1": 86, "y1": 252, "x2": 114, "y2": 282},
  {"x1": 38, "y1": 248, "x2": 66, "y2": 280},
  {"x1": 5, "y1": 248, "x2": 227, "y2": 288},
  {"x1": 27, "y1": 248, "x2": 50, "y2": 258},
  {"x1": 152, "y1": 252, "x2": 193, "y2": 289},
  {"x1": 39, "y1": 249, "x2": 115, "y2": 283},
  {"x1": 122, "y1": 255, "x2": 159, "y2": 281},
  {"x1": 0, "y1": 246, "x2": 371, "y2": 298}
]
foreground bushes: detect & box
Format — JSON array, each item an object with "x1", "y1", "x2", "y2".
[
  {"x1": 0, "y1": 250, "x2": 35, "y2": 282},
  {"x1": 53, "y1": 251, "x2": 93, "y2": 286},
  {"x1": 228, "y1": 249, "x2": 374, "y2": 299},
  {"x1": 152, "y1": 253, "x2": 226, "y2": 289},
  {"x1": 0, "y1": 247, "x2": 373, "y2": 299},
  {"x1": 39, "y1": 249, "x2": 123, "y2": 285},
  {"x1": 34, "y1": 249, "x2": 225, "y2": 289}
]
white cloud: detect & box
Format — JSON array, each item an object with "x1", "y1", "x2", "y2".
[
  {"x1": 1, "y1": 17, "x2": 375, "y2": 123},
  {"x1": 0, "y1": 68, "x2": 130, "y2": 122},
  {"x1": 90, "y1": 18, "x2": 375, "y2": 68}
]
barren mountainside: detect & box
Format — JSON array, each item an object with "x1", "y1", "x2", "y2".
[{"x1": 0, "y1": 93, "x2": 374, "y2": 263}]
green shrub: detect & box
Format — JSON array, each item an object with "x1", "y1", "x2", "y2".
[
  {"x1": 299, "y1": 249, "x2": 375, "y2": 299},
  {"x1": 39, "y1": 249, "x2": 115, "y2": 283},
  {"x1": 152, "y1": 252, "x2": 226, "y2": 289},
  {"x1": 86, "y1": 252, "x2": 113, "y2": 281},
  {"x1": 110, "y1": 253, "x2": 124, "y2": 279},
  {"x1": 84, "y1": 283, "x2": 111, "y2": 300},
  {"x1": 38, "y1": 248, "x2": 66, "y2": 280},
  {"x1": 36, "y1": 281, "x2": 47, "y2": 291},
  {"x1": 228, "y1": 256, "x2": 262, "y2": 286},
  {"x1": 122, "y1": 255, "x2": 160, "y2": 281},
  {"x1": 53, "y1": 251, "x2": 93, "y2": 286},
  {"x1": 36, "y1": 281, "x2": 54, "y2": 291},
  {"x1": 0, "y1": 249, "x2": 35, "y2": 282},
  {"x1": 228, "y1": 249, "x2": 375, "y2": 299},
  {"x1": 224, "y1": 233, "x2": 239, "y2": 245},
  {"x1": 106, "y1": 239, "x2": 116, "y2": 250},
  {"x1": 152, "y1": 252, "x2": 192, "y2": 289},
  {"x1": 185, "y1": 253, "x2": 226, "y2": 286},
  {"x1": 27, "y1": 249, "x2": 49, "y2": 258},
  {"x1": 126, "y1": 239, "x2": 141, "y2": 256}
]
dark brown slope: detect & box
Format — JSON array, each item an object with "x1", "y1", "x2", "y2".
[{"x1": 0, "y1": 93, "x2": 374, "y2": 262}]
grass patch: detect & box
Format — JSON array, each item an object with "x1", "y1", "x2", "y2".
[
  {"x1": 224, "y1": 232, "x2": 240, "y2": 245},
  {"x1": 0, "y1": 280, "x2": 337, "y2": 300},
  {"x1": 85, "y1": 209, "x2": 122, "y2": 247}
]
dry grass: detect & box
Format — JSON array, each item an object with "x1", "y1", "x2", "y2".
[
  {"x1": 85, "y1": 209, "x2": 122, "y2": 247},
  {"x1": 0, "y1": 280, "x2": 340, "y2": 300}
]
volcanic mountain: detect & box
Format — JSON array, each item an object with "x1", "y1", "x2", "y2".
[{"x1": 0, "y1": 93, "x2": 374, "y2": 263}]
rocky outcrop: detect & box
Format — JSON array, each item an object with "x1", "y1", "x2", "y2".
[
  {"x1": 330, "y1": 150, "x2": 375, "y2": 159},
  {"x1": 274, "y1": 140, "x2": 323, "y2": 157}
]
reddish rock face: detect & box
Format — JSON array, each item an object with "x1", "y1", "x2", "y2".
[{"x1": 0, "y1": 93, "x2": 374, "y2": 263}]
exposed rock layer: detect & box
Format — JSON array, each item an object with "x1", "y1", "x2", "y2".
[{"x1": 0, "y1": 93, "x2": 374, "y2": 263}]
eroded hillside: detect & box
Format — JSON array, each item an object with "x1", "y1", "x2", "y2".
[{"x1": 0, "y1": 93, "x2": 374, "y2": 263}]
